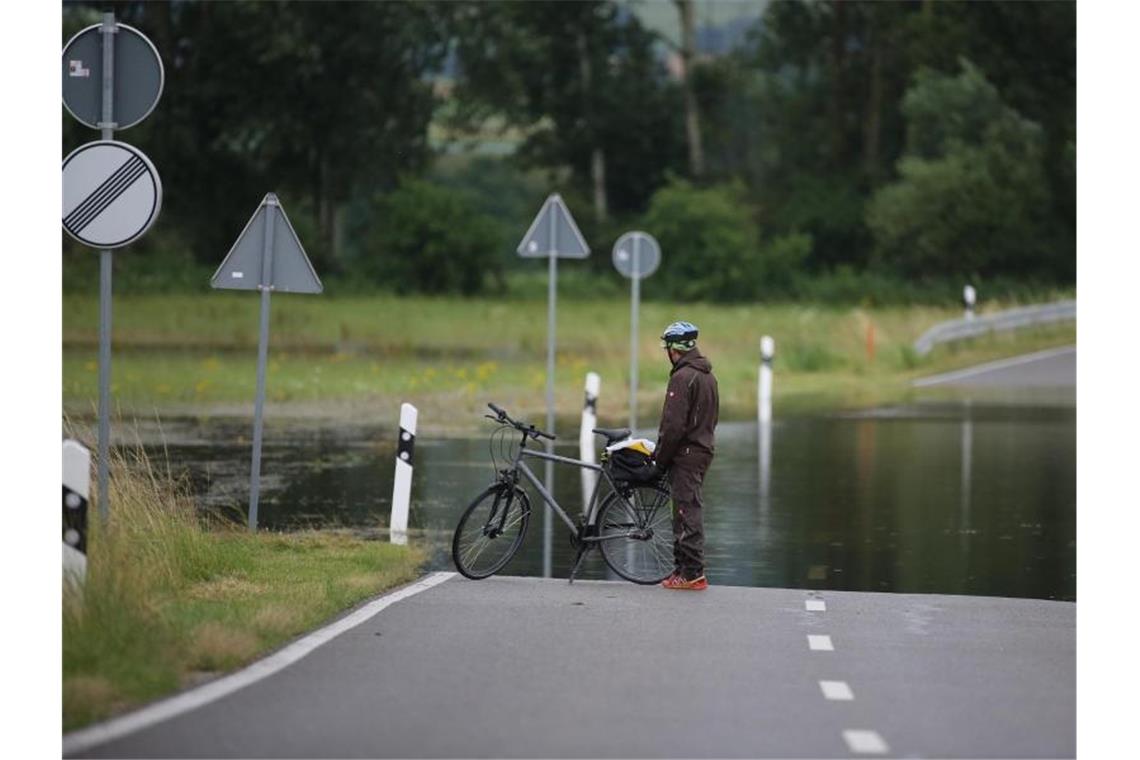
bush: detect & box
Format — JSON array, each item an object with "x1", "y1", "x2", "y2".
[
  {"x1": 867, "y1": 59, "x2": 1054, "y2": 278},
  {"x1": 354, "y1": 179, "x2": 504, "y2": 295},
  {"x1": 642, "y1": 179, "x2": 810, "y2": 301}
]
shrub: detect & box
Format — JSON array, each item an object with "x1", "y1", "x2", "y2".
[
  {"x1": 642, "y1": 178, "x2": 792, "y2": 301},
  {"x1": 867, "y1": 59, "x2": 1053, "y2": 279},
  {"x1": 356, "y1": 179, "x2": 504, "y2": 295}
]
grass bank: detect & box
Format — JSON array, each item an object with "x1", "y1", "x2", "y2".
[
  {"x1": 62, "y1": 294, "x2": 1075, "y2": 429},
  {"x1": 62, "y1": 440, "x2": 426, "y2": 732}
]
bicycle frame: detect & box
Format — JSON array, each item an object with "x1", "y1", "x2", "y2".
[{"x1": 509, "y1": 444, "x2": 663, "y2": 546}]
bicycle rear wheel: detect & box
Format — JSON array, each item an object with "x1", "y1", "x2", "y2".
[
  {"x1": 452, "y1": 484, "x2": 531, "y2": 579},
  {"x1": 596, "y1": 482, "x2": 674, "y2": 584}
]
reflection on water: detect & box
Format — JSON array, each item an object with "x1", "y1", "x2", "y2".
[{"x1": 127, "y1": 401, "x2": 1075, "y2": 601}]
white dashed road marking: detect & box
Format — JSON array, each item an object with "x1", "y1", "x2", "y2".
[
  {"x1": 843, "y1": 729, "x2": 889, "y2": 754},
  {"x1": 808, "y1": 634, "x2": 834, "y2": 651},
  {"x1": 819, "y1": 680, "x2": 854, "y2": 700},
  {"x1": 806, "y1": 599, "x2": 826, "y2": 611}
]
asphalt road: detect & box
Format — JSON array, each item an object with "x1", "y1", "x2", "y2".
[
  {"x1": 68, "y1": 574, "x2": 1074, "y2": 759},
  {"x1": 912, "y1": 345, "x2": 1076, "y2": 388}
]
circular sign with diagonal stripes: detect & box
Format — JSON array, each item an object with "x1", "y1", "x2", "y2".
[{"x1": 62, "y1": 140, "x2": 162, "y2": 249}]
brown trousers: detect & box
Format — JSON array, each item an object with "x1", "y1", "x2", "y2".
[{"x1": 669, "y1": 448, "x2": 713, "y2": 579}]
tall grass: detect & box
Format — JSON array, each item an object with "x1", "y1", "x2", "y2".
[
  {"x1": 62, "y1": 430, "x2": 425, "y2": 731},
  {"x1": 62, "y1": 436, "x2": 236, "y2": 727}
]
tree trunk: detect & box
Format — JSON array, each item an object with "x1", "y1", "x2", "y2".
[
  {"x1": 590, "y1": 147, "x2": 607, "y2": 222},
  {"x1": 676, "y1": 0, "x2": 705, "y2": 178},
  {"x1": 828, "y1": 0, "x2": 849, "y2": 165},
  {"x1": 577, "y1": 30, "x2": 608, "y2": 221},
  {"x1": 333, "y1": 203, "x2": 346, "y2": 263},
  {"x1": 318, "y1": 156, "x2": 335, "y2": 259},
  {"x1": 862, "y1": 28, "x2": 883, "y2": 184}
]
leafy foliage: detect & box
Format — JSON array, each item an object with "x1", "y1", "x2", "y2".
[
  {"x1": 867, "y1": 61, "x2": 1052, "y2": 278},
  {"x1": 450, "y1": 0, "x2": 686, "y2": 217},
  {"x1": 641, "y1": 179, "x2": 809, "y2": 301},
  {"x1": 357, "y1": 180, "x2": 503, "y2": 295},
  {"x1": 60, "y1": 0, "x2": 1074, "y2": 299}
]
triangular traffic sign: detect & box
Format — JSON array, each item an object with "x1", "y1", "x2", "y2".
[
  {"x1": 517, "y1": 193, "x2": 590, "y2": 259},
  {"x1": 211, "y1": 193, "x2": 323, "y2": 294}
]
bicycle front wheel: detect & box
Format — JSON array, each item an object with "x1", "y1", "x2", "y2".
[
  {"x1": 597, "y1": 482, "x2": 674, "y2": 584},
  {"x1": 452, "y1": 483, "x2": 531, "y2": 579}
]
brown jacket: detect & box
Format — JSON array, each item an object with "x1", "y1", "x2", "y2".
[{"x1": 654, "y1": 347, "x2": 719, "y2": 470}]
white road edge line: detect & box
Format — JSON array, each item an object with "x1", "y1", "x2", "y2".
[
  {"x1": 911, "y1": 345, "x2": 1075, "y2": 387},
  {"x1": 806, "y1": 599, "x2": 827, "y2": 611},
  {"x1": 62, "y1": 571, "x2": 457, "y2": 757},
  {"x1": 808, "y1": 634, "x2": 834, "y2": 651},
  {"x1": 819, "y1": 680, "x2": 854, "y2": 701},
  {"x1": 843, "y1": 729, "x2": 889, "y2": 754}
]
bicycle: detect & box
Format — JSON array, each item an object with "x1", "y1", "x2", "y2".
[{"x1": 451, "y1": 403, "x2": 675, "y2": 584}]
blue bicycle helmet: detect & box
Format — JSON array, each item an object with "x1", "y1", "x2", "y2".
[{"x1": 661, "y1": 320, "x2": 699, "y2": 350}]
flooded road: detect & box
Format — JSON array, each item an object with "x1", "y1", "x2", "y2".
[{"x1": 113, "y1": 397, "x2": 1075, "y2": 601}]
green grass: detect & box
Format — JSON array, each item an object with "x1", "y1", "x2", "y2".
[
  {"x1": 62, "y1": 293, "x2": 1075, "y2": 429},
  {"x1": 62, "y1": 439, "x2": 426, "y2": 731}
]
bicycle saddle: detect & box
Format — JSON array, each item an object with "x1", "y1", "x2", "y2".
[{"x1": 592, "y1": 427, "x2": 631, "y2": 444}]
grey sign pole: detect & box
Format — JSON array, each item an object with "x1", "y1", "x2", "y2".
[
  {"x1": 96, "y1": 13, "x2": 116, "y2": 523},
  {"x1": 516, "y1": 194, "x2": 590, "y2": 578},
  {"x1": 612, "y1": 231, "x2": 661, "y2": 436},
  {"x1": 629, "y1": 236, "x2": 640, "y2": 432},
  {"x1": 63, "y1": 12, "x2": 164, "y2": 524},
  {"x1": 544, "y1": 215, "x2": 557, "y2": 578},
  {"x1": 248, "y1": 199, "x2": 278, "y2": 531},
  {"x1": 210, "y1": 193, "x2": 322, "y2": 531}
]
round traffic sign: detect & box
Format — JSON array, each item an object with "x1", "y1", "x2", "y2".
[
  {"x1": 62, "y1": 22, "x2": 164, "y2": 131},
  {"x1": 63, "y1": 140, "x2": 162, "y2": 249},
  {"x1": 612, "y1": 231, "x2": 661, "y2": 280}
]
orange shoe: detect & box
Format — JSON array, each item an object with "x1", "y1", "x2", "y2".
[{"x1": 662, "y1": 574, "x2": 708, "y2": 590}]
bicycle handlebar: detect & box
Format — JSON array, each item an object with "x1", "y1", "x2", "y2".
[{"x1": 485, "y1": 403, "x2": 556, "y2": 441}]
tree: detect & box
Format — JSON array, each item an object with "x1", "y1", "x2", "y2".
[
  {"x1": 360, "y1": 179, "x2": 503, "y2": 295},
  {"x1": 867, "y1": 60, "x2": 1051, "y2": 278},
  {"x1": 641, "y1": 179, "x2": 808, "y2": 301},
  {"x1": 693, "y1": 0, "x2": 1073, "y2": 282},
  {"x1": 451, "y1": 1, "x2": 685, "y2": 222},
  {"x1": 63, "y1": 0, "x2": 454, "y2": 270},
  {"x1": 675, "y1": 0, "x2": 705, "y2": 178}
]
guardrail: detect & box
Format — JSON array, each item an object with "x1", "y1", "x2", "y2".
[{"x1": 913, "y1": 300, "x2": 1076, "y2": 356}]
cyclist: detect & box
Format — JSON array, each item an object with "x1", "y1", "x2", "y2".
[{"x1": 654, "y1": 321, "x2": 719, "y2": 590}]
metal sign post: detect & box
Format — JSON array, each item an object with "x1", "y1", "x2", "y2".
[
  {"x1": 212, "y1": 194, "x2": 323, "y2": 530},
  {"x1": 98, "y1": 15, "x2": 114, "y2": 525},
  {"x1": 612, "y1": 231, "x2": 661, "y2": 433},
  {"x1": 61, "y1": 12, "x2": 164, "y2": 523},
  {"x1": 517, "y1": 194, "x2": 590, "y2": 577}
]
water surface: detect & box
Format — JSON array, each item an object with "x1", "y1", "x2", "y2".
[{"x1": 125, "y1": 399, "x2": 1075, "y2": 601}]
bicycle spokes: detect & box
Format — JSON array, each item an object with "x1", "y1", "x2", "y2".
[
  {"x1": 597, "y1": 484, "x2": 675, "y2": 585},
  {"x1": 452, "y1": 485, "x2": 531, "y2": 579}
]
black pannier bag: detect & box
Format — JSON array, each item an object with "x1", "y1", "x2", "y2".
[{"x1": 606, "y1": 440, "x2": 659, "y2": 485}]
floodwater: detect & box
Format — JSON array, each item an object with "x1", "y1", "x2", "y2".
[{"x1": 121, "y1": 397, "x2": 1076, "y2": 602}]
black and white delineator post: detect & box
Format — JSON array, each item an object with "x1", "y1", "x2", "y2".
[
  {"x1": 612, "y1": 231, "x2": 661, "y2": 433},
  {"x1": 390, "y1": 403, "x2": 417, "y2": 546},
  {"x1": 63, "y1": 440, "x2": 91, "y2": 587},
  {"x1": 579, "y1": 372, "x2": 600, "y2": 514},
  {"x1": 211, "y1": 193, "x2": 323, "y2": 530},
  {"x1": 517, "y1": 194, "x2": 591, "y2": 577},
  {"x1": 963, "y1": 284, "x2": 977, "y2": 321},
  {"x1": 758, "y1": 336, "x2": 775, "y2": 425},
  {"x1": 758, "y1": 337, "x2": 775, "y2": 542},
  {"x1": 61, "y1": 12, "x2": 164, "y2": 523}
]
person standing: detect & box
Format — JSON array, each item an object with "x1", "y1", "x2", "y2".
[{"x1": 654, "y1": 321, "x2": 719, "y2": 590}]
